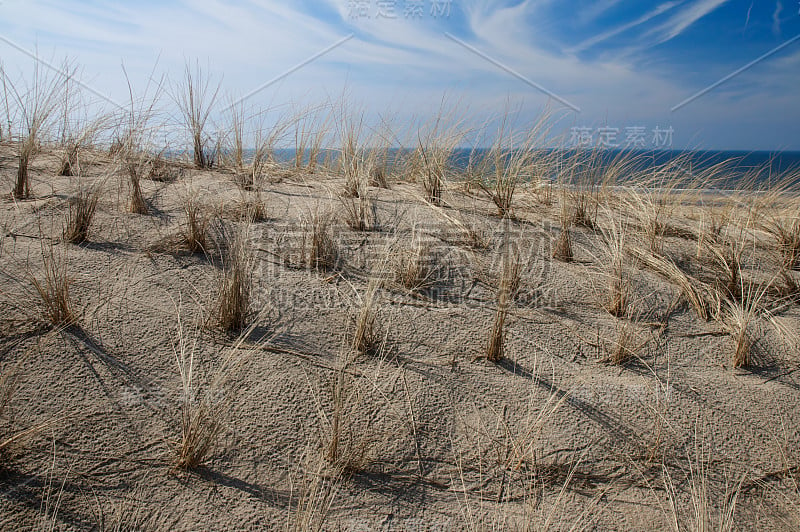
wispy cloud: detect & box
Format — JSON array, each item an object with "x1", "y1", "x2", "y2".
[
  {"x1": 0, "y1": 0, "x2": 796, "y2": 149},
  {"x1": 569, "y1": 2, "x2": 682, "y2": 54},
  {"x1": 772, "y1": 1, "x2": 784, "y2": 36},
  {"x1": 646, "y1": 0, "x2": 731, "y2": 44}
]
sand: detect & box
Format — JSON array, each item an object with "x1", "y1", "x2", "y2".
[{"x1": 0, "y1": 145, "x2": 799, "y2": 530}]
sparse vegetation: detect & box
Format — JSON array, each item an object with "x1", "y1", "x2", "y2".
[
  {"x1": 0, "y1": 72, "x2": 799, "y2": 530},
  {"x1": 211, "y1": 224, "x2": 254, "y2": 333},
  {"x1": 182, "y1": 196, "x2": 211, "y2": 254},
  {"x1": 351, "y1": 280, "x2": 381, "y2": 357},
  {"x1": 172, "y1": 311, "x2": 250, "y2": 471},
  {"x1": 2, "y1": 59, "x2": 66, "y2": 198},
  {"x1": 302, "y1": 209, "x2": 339, "y2": 271},
  {"x1": 63, "y1": 185, "x2": 100, "y2": 244},
  {"x1": 174, "y1": 61, "x2": 220, "y2": 169},
  {"x1": 486, "y1": 235, "x2": 521, "y2": 362},
  {"x1": 28, "y1": 243, "x2": 77, "y2": 327}
]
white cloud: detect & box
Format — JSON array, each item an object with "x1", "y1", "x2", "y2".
[
  {"x1": 569, "y1": 2, "x2": 682, "y2": 54},
  {"x1": 0, "y1": 0, "x2": 795, "y2": 149},
  {"x1": 646, "y1": 0, "x2": 731, "y2": 44}
]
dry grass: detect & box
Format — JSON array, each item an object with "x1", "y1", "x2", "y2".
[
  {"x1": 232, "y1": 191, "x2": 269, "y2": 223},
  {"x1": 351, "y1": 280, "x2": 382, "y2": 357},
  {"x1": 172, "y1": 310, "x2": 251, "y2": 471},
  {"x1": 390, "y1": 237, "x2": 436, "y2": 293},
  {"x1": 2, "y1": 59, "x2": 66, "y2": 199},
  {"x1": 600, "y1": 321, "x2": 645, "y2": 365},
  {"x1": 211, "y1": 224, "x2": 254, "y2": 333},
  {"x1": 486, "y1": 239, "x2": 521, "y2": 362},
  {"x1": 182, "y1": 196, "x2": 211, "y2": 254},
  {"x1": 596, "y1": 213, "x2": 630, "y2": 317},
  {"x1": 340, "y1": 190, "x2": 376, "y2": 232},
  {"x1": 29, "y1": 243, "x2": 77, "y2": 327},
  {"x1": 704, "y1": 240, "x2": 744, "y2": 302},
  {"x1": 174, "y1": 61, "x2": 219, "y2": 169},
  {"x1": 631, "y1": 246, "x2": 721, "y2": 321},
  {"x1": 63, "y1": 185, "x2": 100, "y2": 244},
  {"x1": 409, "y1": 111, "x2": 464, "y2": 206},
  {"x1": 663, "y1": 426, "x2": 744, "y2": 532},
  {"x1": 288, "y1": 453, "x2": 341, "y2": 531},
  {"x1": 146, "y1": 153, "x2": 183, "y2": 183},
  {"x1": 340, "y1": 111, "x2": 365, "y2": 197},
  {"x1": 765, "y1": 215, "x2": 800, "y2": 270},
  {"x1": 474, "y1": 110, "x2": 552, "y2": 217},
  {"x1": 302, "y1": 209, "x2": 339, "y2": 271},
  {"x1": 321, "y1": 353, "x2": 366, "y2": 473},
  {"x1": 720, "y1": 279, "x2": 769, "y2": 369},
  {"x1": 553, "y1": 192, "x2": 574, "y2": 262},
  {"x1": 126, "y1": 158, "x2": 149, "y2": 215}
]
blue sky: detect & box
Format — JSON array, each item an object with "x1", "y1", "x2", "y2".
[{"x1": 0, "y1": 0, "x2": 798, "y2": 150}]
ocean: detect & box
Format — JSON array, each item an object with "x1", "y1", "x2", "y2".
[{"x1": 235, "y1": 148, "x2": 800, "y2": 188}]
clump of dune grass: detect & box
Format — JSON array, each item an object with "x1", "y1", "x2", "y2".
[
  {"x1": 232, "y1": 190, "x2": 269, "y2": 223},
  {"x1": 182, "y1": 196, "x2": 210, "y2": 254},
  {"x1": 224, "y1": 98, "x2": 246, "y2": 172},
  {"x1": 351, "y1": 280, "x2": 382, "y2": 357},
  {"x1": 174, "y1": 61, "x2": 220, "y2": 169},
  {"x1": 63, "y1": 185, "x2": 100, "y2": 244},
  {"x1": 369, "y1": 165, "x2": 388, "y2": 188},
  {"x1": 558, "y1": 147, "x2": 629, "y2": 230},
  {"x1": 126, "y1": 159, "x2": 149, "y2": 215},
  {"x1": 408, "y1": 110, "x2": 464, "y2": 206},
  {"x1": 663, "y1": 427, "x2": 745, "y2": 532},
  {"x1": 288, "y1": 452, "x2": 341, "y2": 531},
  {"x1": 601, "y1": 321, "x2": 645, "y2": 366},
  {"x1": 474, "y1": 109, "x2": 551, "y2": 217},
  {"x1": 340, "y1": 189, "x2": 375, "y2": 232},
  {"x1": 416, "y1": 140, "x2": 446, "y2": 205},
  {"x1": 703, "y1": 238, "x2": 744, "y2": 302},
  {"x1": 596, "y1": 214, "x2": 630, "y2": 317},
  {"x1": 302, "y1": 210, "x2": 339, "y2": 271},
  {"x1": 172, "y1": 310, "x2": 251, "y2": 471},
  {"x1": 317, "y1": 352, "x2": 401, "y2": 476},
  {"x1": 225, "y1": 103, "x2": 289, "y2": 188},
  {"x1": 113, "y1": 66, "x2": 165, "y2": 215},
  {"x1": 294, "y1": 103, "x2": 332, "y2": 174},
  {"x1": 211, "y1": 225, "x2": 254, "y2": 333},
  {"x1": 340, "y1": 111, "x2": 365, "y2": 198},
  {"x1": 2, "y1": 59, "x2": 66, "y2": 199},
  {"x1": 427, "y1": 201, "x2": 490, "y2": 250},
  {"x1": 720, "y1": 279, "x2": 771, "y2": 369},
  {"x1": 322, "y1": 360, "x2": 373, "y2": 474},
  {"x1": 146, "y1": 152, "x2": 183, "y2": 183},
  {"x1": 29, "y1": 243, "x2": 77, "y2": 327},
  {"x1": 553, "y1": 192, "x2": 574, "y2": 262},
  {"x1": 486, "y1": 240, "x2": 521, "y2": 362},
  {"x1": 56, "y1": 77, "x2": 111, "y2": 178},
  {"x1": 390, "y1": 237, "x2": 436, "y2": 293},
  {"x1": 630, "y1": 246, "x2": 721, "y2": 321},
  {"x1": 765, "y1": 215, "x2": 800, "y2": 271}
]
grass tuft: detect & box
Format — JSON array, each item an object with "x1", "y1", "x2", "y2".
[
  {"x1": 182, "y1": 196, "x2": 210, "y2": 254},
  {"x1": 29, "y1": 244, "x2": 77, "y2": 327},
  {"x1": 211, "y1": 224, "x2": 254, "y2": 333},
  {"x1": 303, "y1": 210, "x2": 339, "y2": 271},
  {"x1": 486, "y1": 239, "x2": 521, "y2": 362},
  {"x1": 351, "y1": 281, "x2": 382, "y2": 357},
  {"x1": 63, "y1": 185, "x2": 100, "y2": 244}
]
